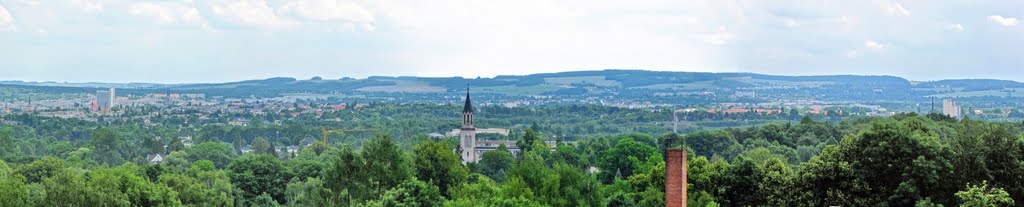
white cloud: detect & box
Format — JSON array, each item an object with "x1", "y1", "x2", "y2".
[
  {"x1": 14, "y1": 0, "x2": 42, "y2": 6},
  {"x1": 947, "y1": 23, "x2": 964, "y2": 31},
  {"x1": 845, "y1": 50, "x2": 861, "y2": 58},
  {"x1": 210, "y1": 0, "x2": 298, "y2": 29},
  {"x1": 279, "y1": 0, "x2": 373, "y2": 23},
  {"x1": 70, "y1": 0, "x2": 103, "y2": 14},
  {"x1": 885, "y1": 2, "x2": 911, "y2": 17},
  {"x1": 278, "y1": 0, "x2": 375, "y2": 31},
  {"x1": 703, "y1": 26, "x2": 735, "y2": 45},
  {"x1": 130, "y1": 2, "x2": 208, "y2": 28},
  {"x1": 0, "y1": 4, "x2": 14, "y2": 31},
  {"x1": 784, "y1": 19, "x2": 799, "y2": 27},
  {"x1": 864, "y1": 40, "x2": 885, "y2": 49},
  {"x1": 988, "y1": 15, "x2": 1019, "y2": 26}
]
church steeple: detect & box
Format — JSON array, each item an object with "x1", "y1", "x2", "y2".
[
  {"x1": 459, "y1": 85, "x2": 478, "y2": 163},
  {"x1": 462, "y1": 85, "x2": 474, "y2": 129},
  {"x1": 463, "y1": 87, "x2": 473, "y2": 113}
]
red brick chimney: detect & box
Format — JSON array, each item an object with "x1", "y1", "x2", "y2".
[{"x1": 666, "y1": 148, "x2": 687, "y2": 207}]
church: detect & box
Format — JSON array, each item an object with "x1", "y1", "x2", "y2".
[{"x1": 458, "y1": 88, "x2": 556, "y2": 163}]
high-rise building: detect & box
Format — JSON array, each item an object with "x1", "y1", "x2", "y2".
[
  {"x1": 942, "y1": 99, "x2": 961, "y2": 119},
  {"x1": 96, "y1": 88, "x2": 116, "y2": 111}
]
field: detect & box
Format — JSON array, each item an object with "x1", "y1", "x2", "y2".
[
  {"x1": 724, "y1": 76, "x2": 835, "y2": 87},
  {"x1": 356, "y1": 79, "x2": 447, "y2": 93},
  {"x1": 477, "y1": 84, "x2": 567, "y2": 95},
  {"x1": 543, "y1": 76, "x2": 622, "y2": 87},
  {"x1": 632, "y1": 81, "x2": 718, "y2": 90}
]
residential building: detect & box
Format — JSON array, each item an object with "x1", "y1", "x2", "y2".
[
  {"x1": 96, "y1": 88, "x2": 116, "y2": 111},
  {"x1": 943, "y1": 99, "x2": 961, "y2": 119}
]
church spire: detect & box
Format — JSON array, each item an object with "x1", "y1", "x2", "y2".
[{"x1": 463, "y1": 84, "x2": 473, "y2": 113}]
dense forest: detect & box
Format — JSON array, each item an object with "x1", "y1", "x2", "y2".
[{"x1": 1, "y1": 113, "x2": 1023, "y2": 206}]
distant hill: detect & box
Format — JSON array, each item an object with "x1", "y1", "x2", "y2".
[{"x1": 2, "y1": 70, "x2": 1023, "y2": 104}]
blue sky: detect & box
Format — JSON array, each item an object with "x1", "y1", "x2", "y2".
[{"x1": 0, "y1": 0, "x2": 1022, "y2": 83}]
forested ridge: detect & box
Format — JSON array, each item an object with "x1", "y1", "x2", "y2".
[{"x1": 1, "y1": 113, "x2": 1023, "y2": 206}]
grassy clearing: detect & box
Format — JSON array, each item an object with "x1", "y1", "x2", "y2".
[
  {"x1": 632, "y1": 81, "x2": 718, "y2": 90},
  {"x1": 356, "y1": 80, "x2": 447, "y2": 93},
  {"x1": 725, "y1": 76, "x2": 835, "y2": 87},
  {"x1": 477, "y1": 84, "x2": 566, "y2": 95}
]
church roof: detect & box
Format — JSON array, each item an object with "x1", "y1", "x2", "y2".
[{"x1": 463, "y1": 90, "x2": 473, "y2": 113}]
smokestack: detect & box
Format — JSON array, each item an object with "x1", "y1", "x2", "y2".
[
  {"x1": 666, "y1": 148, "x2": 687, "y2": 207},
  {"x1": 931, "y1": 97, "x2": 935, "y2": 114}
]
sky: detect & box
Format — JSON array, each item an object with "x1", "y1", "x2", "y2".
[{"x1": 0, "y1": 0, "x2": 1022, "y2": 83}]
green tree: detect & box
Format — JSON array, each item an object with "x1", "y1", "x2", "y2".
[
  {"x1": 628, "y1": 161, "x2": 665, "y2": 207},
  {"x1": 187, "y1": 142, "x2": 236, "y2": 168},
  {"x1": 510, "y1": 151, "x2": 548, "y2": 191},
  {"x1": 413, "y1": 140, "x2": 468, "y2": 197},
  {"x1": 91, "y1": 128, "x2": 126, "y2": 165},
  {"x1": 190, "y1": 161, "x2": 237, "y2": 206},
  {"x1": 758, "y1": 158, "x2": 797, "y2": 206},
  {"x1": 445, "y1": 175, "x2": 546, "y2": 207},
  {"x1": 956, "y1": 181, "x2": 1015, "y2": 207},
  {"x1": 323, "y1": 145, "x2": 369, "y2": 205},
  {"x1": 363, "y1": 135, "x2": 414, "y2": 195},
  {"x1": 478, "y1": 145, "x2": 515, "y2": 182},
  {"x1": 0, "y1": 130, "x2": 14, "y2": 158},
  {"x1": 360, "y1": 179, "x2": 444, "y2": 207},
  {"x1": 244, "y1": 192, "x2": 281, "y2": 207},
  {"x1": 252, "y1": 137, "x2": 274, "y2": 155},
  {"x1": 163, "y1": 151, "x2": 191, "y2": 172},
  {"x1": 87, "y1": 163, "x2": 181, "y2": 206},
  {"x1": 502, "y1": 176, "x2": 536, "y2": 200},
  {"x1": 684, "y1": 130, "x2": 738, "y2": 159},
  {"x1": 0, "y1": 174, "x2": 31, "y2": 206},
  {"x1": 305, "y1": 142, "x2": 332, "y2": 156},
  {"x1": 536, "y1": 163, "x2": 603, "y2": 207},
  {"x1": 800, "y1": 115, "x2": 815, "y2": 125},
  {"x1": 719, "y1": 156, "x2": 762, "y2": 206},
  {"x1": 159, "y1": 173, "x2": 234, "y2": 207},
  {"x1": 598, "y1": 137, "x2": 657, "y2": 183},
  {"x1": 844, "y1": 120, "x2": 955, "y2": 205},
  {"x1": 168, "y1": 136, "x2": 186, "y2": 152},
  {"x1": 228, "y1": 154, "x2": 292, "y2": 204},
  {"x1": 795, "y1": 145, "x2": 870, "y2": 206},
  {"x1": 65, "y1": 147, "x2": 100, "y2": 169},
  {"x1": 549, "y1": 144, "x2": 587, "y2": 168},
  {"x1": 687, "y1": 156, "x2": 726, "y2": 202},
  {"x1": 0, "y1": 159, "x2": 12, "y2": 178},
  {"x1": 517, "y1": 128, "x2": 542, "y2": 152},
  {"x1": 285, "y1": 177, "x2": 333, "y2": 207},
  {"x1": 143, "y1": 136, "x2": 165, "y2": 156},
  {"x1": 949, "y1": 121, "x2": 1024, "y2": 201},
  {"x1": 606, "y1": 191, "x2": 638, "y2": 207},
  {"x1": 14, "y1": 156, "x2": 64, "y2": 183},
  {"x1": 41, "y1": 169, "x2": 90, "y2": 206},
  {"x1": 289, "y1": 155, "x2": 325, "y2": 181}
]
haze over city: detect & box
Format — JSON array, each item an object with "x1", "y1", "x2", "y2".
[{"x1": 1, "y1": 0, "x2": 1022, "y2": 83}]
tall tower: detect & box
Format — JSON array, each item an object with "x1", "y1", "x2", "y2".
[
  {"x1": 460, "y1": 87, "x2": 477, "y2": 163},
  {"x1": 96, "y1": 88, "x2": 116, "y2": 111},
  {"x1": 666, "y1": 148, "x2": 688, "y2": 207}
]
